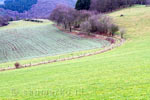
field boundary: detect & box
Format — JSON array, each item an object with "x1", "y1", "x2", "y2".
[{"x1": 0, "y1": 36, "x2": 125, "y2": 72}]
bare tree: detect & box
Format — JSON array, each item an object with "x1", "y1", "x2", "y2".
[
  {"x1": 80, "y1": 14, "x2": 119, "y2": 36},
  {"x1": 0, "y1": 15, "x2": 9, "y2": 27},
  {"x1": 81, "y1": 21, "x2": 92, "y2": 35},
  {"x1": 146, "y1": 0, "x2": 150, "y2": 6},
  {"x1": 50, "y1": 4, "x2": 77, "y2": 32}
]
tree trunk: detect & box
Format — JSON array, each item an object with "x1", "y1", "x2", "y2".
[
  {"x1": 64, "y1": 23, "x2": 67, "y2": 29},
  {"x1": 70, "y1": 27, "x2": 72, "y2": 32},
  {"x1": 69, "y1": 22, "x2": 72, "y2": 32}
]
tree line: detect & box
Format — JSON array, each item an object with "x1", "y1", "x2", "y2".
[
  {"x1": 50, "y1": 0, "x2": 150, "y2": 38},
  {"x1": 50, "y1": 4, "x2": 121, "y2": 37},
  {"x1": 76, "y1": 0, "x2": 150, "y2": 12}
]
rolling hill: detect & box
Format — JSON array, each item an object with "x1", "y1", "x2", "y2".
[
  {"x1": 0, "y1": 20, "x2": 110, "y2": 64},
  {"x1": 0, "y1": 0, "x2": 77, "y2": 18},
  {"x1": 0, "y1": 5, "x2": 150, "y2": 100}
]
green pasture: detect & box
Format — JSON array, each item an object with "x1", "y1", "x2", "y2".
[{"x1": 0, "y1": 5, "x2": 150, "y2": 100}]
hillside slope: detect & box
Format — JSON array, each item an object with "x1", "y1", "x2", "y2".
[
  {"x1": 0, "y1": 0, "x2": 77, "y2": 18},
  {"x1": 0, "y1": 5, "x2": 150, "y2": 100},
  {"x1": 0, "y1": 20, "x2": 109, "y2": 63}
]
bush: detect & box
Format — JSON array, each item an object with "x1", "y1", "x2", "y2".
[
  {"x1": 80, "y1": 20, "x2": 92, "y2": 35},
  {"x1": 120, "y1": 28, "x2": 126, "y2": 38},
  {"x1": 80, "y1": 14, "x2": 119, "y2": 36},
  {"x1": 109, "y1": 24, "x2": 119, "y2": 36},
  {"x1": 97, "y1": 15, "x2": 113, "y2": 34},
  {"x1": 0, "y1": 15, "x2": 9, "y2": 27},
  {"x1": 24, "y1": 19, "x2": 43, "y2": 23},
  {"x1": 14, "y1": 62, "x2": 21, "y2": 69},
  {"x1": 74, "y1": 10, "x2": 93, "y2": 28}
]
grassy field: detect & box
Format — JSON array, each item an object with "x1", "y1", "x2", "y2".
[
  {"x1": 0, "y1": 5, "x2": 150, "y2": 100},
  {"x1": 0, "y1": 20, "x2": 109, "y2": 64}
]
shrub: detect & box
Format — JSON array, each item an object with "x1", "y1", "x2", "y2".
[
  {"x1": 14, "y1": 62, "x2": 21, "y2": 69},
  {"x1": 109, "y1": 24, "x2": 119, "y2": 36},
  {"x1": 88, "y1": 15, "x2": 100, "y2": 32},
  {"x1": 24, "y1": 19, "x2": 43, "y2": 23},
  {"x1": 97, "y1": 15, "x2": 113, "y2": 34},
  {"x1": 120, "y1": 28, "x2": 126, "y2": 38},
  {"x1": 80, "y1": 20, "x2": 92, "y2": 35},
  {"x1": 80, "y1": 15, "x2": 100, "y2": 35},
  {"x1": 80, "y1": 14, "x2": 119, "y2": 36},
  {"x1": 73, "y1": 10, "x2": 98, "y2": 29},
  {"x1": 0, "y1": 15, "x2": 9, "y2": 27}
]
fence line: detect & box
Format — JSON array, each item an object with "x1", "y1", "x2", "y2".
[{"x1": 0, "y1": 37, "x2": 125, "y2": 72}]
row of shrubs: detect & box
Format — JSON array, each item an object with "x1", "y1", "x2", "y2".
[
  {"x1": 81, "y1": 14, "x2": 119, "y2": 36},
  {"x1": 50, "y1": 4, "x2": 125, "y2": 38},
  {"x1": 24, "y1": 19, "x2": 43, "y2": 23},
  {"x1": 0, "y1": 16, "x2": 43, "y2": 27}
]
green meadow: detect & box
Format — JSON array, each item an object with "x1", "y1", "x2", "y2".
[{"x1": 0, "y1": 5, "x2": 150, "y2": 100}]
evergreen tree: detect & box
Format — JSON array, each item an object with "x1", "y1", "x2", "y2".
[{"x1": 75, "y1": 0, "x2": 91, "y2": 10}]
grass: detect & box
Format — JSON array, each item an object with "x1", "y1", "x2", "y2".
[
  {"x1": 0, "y1": 19, "x2": 109, "y2": 65},
  {"x1": 0, "y1": 5, "x2": 150, "y2": 100},
  {"x1": 0, "y1": 48, "x2": 102, "y2": 68}
]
